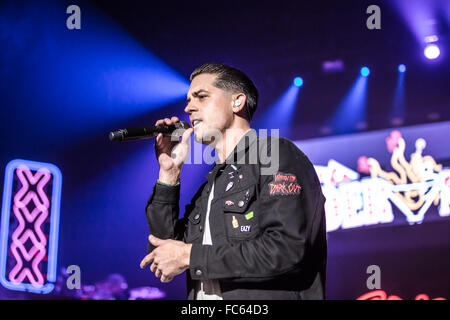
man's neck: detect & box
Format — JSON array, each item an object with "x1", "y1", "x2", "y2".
[{"x1": 215, "y1": 126, "x2": 251, "y2": 163}]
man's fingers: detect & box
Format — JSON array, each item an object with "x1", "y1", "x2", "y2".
[
  {"x1": 161, "y1": 275, "x2": 173, "y2": 283},
  {"x1": 140, "y1": 252, "x2": 154, "y2": 269},
  {"x1": 155, "y1": 268, "x2": 162, "y2": 279},
  {"x1": 140, "y1": 255, "x2": 152, "y2": 269},
  {"x1": 155, "y1": 133, "x2": 162, "y2": 148},
  {"x1": 150, "y1": 262, "x2": 158, "y2": 273},
  {"x1": 149, "y1": 234, "x2": 165, "y2": 246},
  {"x1": 181, "y1": 128, "x2": 194, "y2": 145},
  {"x1": 156, "y1": 117, "x2": 179, "y2": 127}
]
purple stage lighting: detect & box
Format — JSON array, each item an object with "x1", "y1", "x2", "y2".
[{"x1": 424, "y1": 44, "x2": 440, "y2": 60}]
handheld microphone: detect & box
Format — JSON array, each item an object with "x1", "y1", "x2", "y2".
[{"x1": 109, "y1": 121, "x2": 191, "y2": 142}]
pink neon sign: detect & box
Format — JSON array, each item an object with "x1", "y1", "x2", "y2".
[
  {"x1": 357, "y1": 290, "x2": 446, "y2": 300},
  {"x1": 9, "y1": 166, "x2": 51, "y2": 286},
  {"x1": 1, "y1": 159, "x2": 61, "y2": 294}
]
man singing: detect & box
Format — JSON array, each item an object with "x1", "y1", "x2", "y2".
[{"x1": 140, "y1": 63, "x2": 327, "y2": 300}]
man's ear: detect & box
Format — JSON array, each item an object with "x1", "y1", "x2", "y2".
[{"x1": 231, "y1": 93, "x2": 247, "y2": 114}]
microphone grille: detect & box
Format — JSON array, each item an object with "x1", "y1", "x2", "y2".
[
  {"x1": 109, "y1": 129, "x2": 126, "y2": 141},
  {"x1": 109, "y1": 131, "x2": 119, "y2": 141},
  {"x1": 176, "y1": 121, "x2": 191, "y2": 129}
]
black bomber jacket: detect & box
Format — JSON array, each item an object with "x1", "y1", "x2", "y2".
[{"x1": 145, "y1": 129, "x2": 327, "y2": 300}]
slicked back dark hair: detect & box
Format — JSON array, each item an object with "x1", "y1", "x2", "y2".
[{"x1": 190, "y1": 62, "x2": 258, "y2": 122}]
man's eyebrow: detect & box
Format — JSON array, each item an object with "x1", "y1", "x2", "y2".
[{"x1": 186, "y1": 89, "x2": 210, "y2": 102}]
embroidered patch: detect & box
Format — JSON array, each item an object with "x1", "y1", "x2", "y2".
[
  {"x1": 225, "y1": 181, "x2": 234, "y2": 192},
  {"x1": 232, "y1": 216, "x2": 239, "y2": 228},
  {"x1": 269, "y1": 172, "x2": 302, "y2": 196},
  {"x1": 240, "y1": 225, "x2": 251, "y2": 232},
  {"x1": 245, "y1": 211, "x2": 254, "y2": 220},
  {"x1": 225, "y1": 200, "x2": 235, "y2": 207}
]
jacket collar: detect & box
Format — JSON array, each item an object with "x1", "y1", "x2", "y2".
[{"x1": 206, "y1": 129, "x2": 258, "y2": 183}]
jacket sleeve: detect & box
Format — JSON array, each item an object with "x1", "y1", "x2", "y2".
[
  {"x1": 145, "y1": 181, "x2": 206, "y2": 253},
  {"x1": 188, "y1": 139, "x2": 327, "y2": 281},
  {"x1": 145, "y1": 182, "x2": 182, "y2": 253}
]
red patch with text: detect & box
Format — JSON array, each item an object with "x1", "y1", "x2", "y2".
[{"x1": 269, "y1": 172, "x2": 302, "y2": 196}]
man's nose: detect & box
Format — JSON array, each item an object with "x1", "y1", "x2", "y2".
[{"x1": 184, "y1": 101, "x2": 197, "y2": 114}]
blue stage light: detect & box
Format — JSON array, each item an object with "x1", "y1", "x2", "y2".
[
  {"x1": 331, "y1": 71, "x2": 369, "y2": 134},
  {"x1": 294, "y1": 77, "x2": 304, "y2": 87},
  {"x1": 398, "y1": 64, "x2": 406, "y2": 73},
  {"x1": 0, "y1": 1, "x2": 189, "y2": 148},
  {"x1": 253, "y1": 82, "x2": 301, "y2": 138},
  {"x1": 360, "y1": 67, "x2": 370, "y2": 77}
]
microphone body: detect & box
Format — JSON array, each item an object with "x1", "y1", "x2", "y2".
[{"x1": 109, "y1": 121, "x2": 190, "y2": 142}]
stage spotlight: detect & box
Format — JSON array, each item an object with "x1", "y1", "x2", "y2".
[
  {"x1": 392, "y1": 63, "x2": 405, "y2": 121},
  {"x1": 253, "y1": 82, "x2": 301, "y2": 137},
  {"x1": 360, "y1": 67, "x2": 370, "y2": 77},
  {"x1": 331, "y1": 70, "x2": 369, "y2": 134},
  {"x1": 424, "y1": 44, "x2": 440, "y2": 60},
  {"x1": 294, "y1": 77, "x2": 304, "y2": 87}
]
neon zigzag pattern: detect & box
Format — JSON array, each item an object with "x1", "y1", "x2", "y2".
[{"x1": 9, "y1": 166, "x2": 51, "y2": 285}]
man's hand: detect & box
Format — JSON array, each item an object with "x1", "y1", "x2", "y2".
[
  {"x1": 154, "y1": 117, "x2": 193, "y2": 185},
  {"x1": 140, "y1": 235, "x2": 192, "y2": 283}
]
